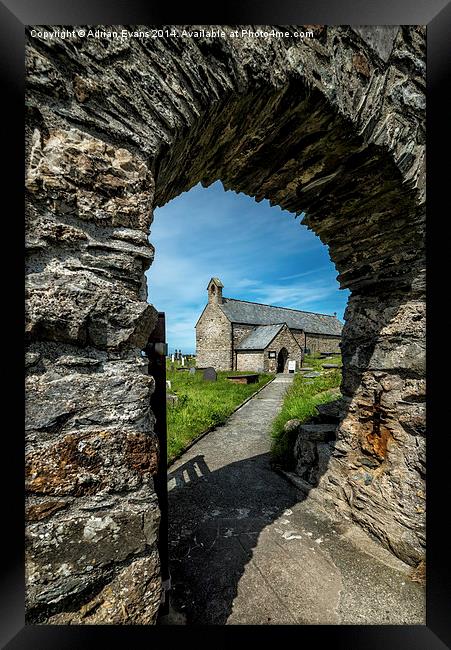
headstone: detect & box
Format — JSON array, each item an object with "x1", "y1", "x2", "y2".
[
  {"x1": 189, "y1": 367, "x2": 196, "y2": 375},
  {"x1": 171, "y1": 354, "x2": 175, "y2": 363},
  {"x1": 288, "y1": 360, "x2": 296, "y2": 373},
  {"x1": 166, "y1": 380, "x2": 172, "y2": 389},
  {"x1": 203, "y1": 367, "x2": 217, "y2": 382},
  {"x1": 302, "y1": 371, "x2": 321, "y2": 378},
  {"x1": 166, "y1": 393, "x2": 178, "y2": 406},
  {"x1": 181, "y1": 356, "x2": 185, "y2": 366}
]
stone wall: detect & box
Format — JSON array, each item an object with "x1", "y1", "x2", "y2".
[
  {"x1": 305, "y1": 333, "x2": 342, "y2": 354},
  {"x1": 195, "y1": 303, "x2": 232, "y2": 370},
  {"x1": 236, "y1": 350, "x2": 264, "y2": 372},
  {"x1": 25, "y1": 128, "x2": 163, "y2": 623},
  {"x1": 291, "y1": 329, "x2": 306, "y2": 351},
  {"x1": 25, "y1": 24, "x2": 425, "y2": 623}
]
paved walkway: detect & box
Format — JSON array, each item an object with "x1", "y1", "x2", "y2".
[{"x1": 161, "y1": 375, "x2": 424, "y2": 625}]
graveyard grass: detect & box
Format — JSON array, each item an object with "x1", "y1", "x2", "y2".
[
  {"x1": 166, "y1": 361, "x2": 272, "y2": 463},
  {"x1": 271, "y1": 354, "x2": 342, "y2": 469}
]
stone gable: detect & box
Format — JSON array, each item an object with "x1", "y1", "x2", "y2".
[{"x1": 195, "y1": 301, "x2": 232, "y2": 370}]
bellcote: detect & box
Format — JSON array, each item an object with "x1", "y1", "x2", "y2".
[{"x1": 207, "y1": 277, "x2": 224, "y2": 304}]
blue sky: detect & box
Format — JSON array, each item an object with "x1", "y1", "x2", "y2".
[{"x1": 146, "y1": 181, "x2": 350, "y2": 354}]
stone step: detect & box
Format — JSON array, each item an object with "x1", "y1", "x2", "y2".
[
  {"x1": 284, "y1": 419, "x2": 337, "y2": 441},
  {"x1": 297, "y1": 423, "x2": 337, "y2": 442},
  {"x1": 315, "y1": 398, "x2": 343, "y2": 423},
  {"x1": 280, "y1": 470, "x2": 314, "y2": 495}
]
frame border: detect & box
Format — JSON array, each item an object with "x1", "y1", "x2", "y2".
[{"x1": 3, "y1": 0, "x2": 450, "y2": 647}]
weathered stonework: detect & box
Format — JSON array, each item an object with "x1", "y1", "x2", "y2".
[
  {"x1": 235, "y1": 350, "x2": 263, "y2": 372},
  {"x1": 195, "y1": 282, "x2": 233, "y2": 370},
  {"x1": 305, "y1": 333, "x2": 342, "y2": 354},
  {"x1": 270, "y1": 325, "x2": 304, "y2": 373},
  {"x1": 25, "y1": 24, "x2": 425, "y2": 623}
]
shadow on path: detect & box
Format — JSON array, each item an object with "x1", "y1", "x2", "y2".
[
  {"x1": 165, "y1": 450, "x2": 318, "y2": 624},
  {"x1": 160, "y1": 376, "x2": 424, "y2": 626}
]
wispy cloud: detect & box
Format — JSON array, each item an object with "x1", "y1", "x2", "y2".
[
  {"x1": 280, "y1": 265, "x2": 332, "y2": 281},
  {"x1": 248, "y1": 280, "x2": 338, "y2": 311}
]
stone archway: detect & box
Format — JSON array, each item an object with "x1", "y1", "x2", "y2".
[
  {"x1": 25, "y1": 25, "x2": 425, "y2": 624},
  {"x1": 277, "y1": 348, "x2": 288, "y2": 373}
]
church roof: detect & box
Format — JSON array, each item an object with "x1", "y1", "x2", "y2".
[
  {"x1": 220, "y1": 298, "x2": 343, "y2": 335},
  {"x1": 235, "y1": 324, "x2": 286, "y2": 350},
  {"x1": 208, "y1": 277, "x2": 224, "y2": 288}
]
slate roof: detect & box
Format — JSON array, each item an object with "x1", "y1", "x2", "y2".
[
  {"x1": 235, "y1": 324, "x2": 286, "y2": 350},
  {"x1": 220, "y1": 298, "x2": 343, "y2": 335}
]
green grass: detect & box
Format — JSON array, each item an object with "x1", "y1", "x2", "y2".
[
  {"x1": 166, "y1": 365, "x2": 272, "y2": 464},
  {"x1": 302, "y1": 351, "x2": 342, "y2": 371},
  {"x1": 271, "y1": 354, "x2": 342, "y2": 469}
]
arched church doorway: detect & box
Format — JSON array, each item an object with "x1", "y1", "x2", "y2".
[{"x1": 277, "y1": 348, "x2": 288, "y2": 373}]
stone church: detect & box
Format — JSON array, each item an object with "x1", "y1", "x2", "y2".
[{"x1": 195, "y1": 278, "x2": 343, "y2": 373}]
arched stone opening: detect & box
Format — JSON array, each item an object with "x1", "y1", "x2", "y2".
[
  {"x1": 25, "y1": 25, "x2": 425, "y2": 624},
  {"x1": 277, "y1": 348, "x2": 289, "y2": 373}
]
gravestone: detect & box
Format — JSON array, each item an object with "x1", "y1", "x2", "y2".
[
  {"x1": 189, "y1": 367, "x2": 196, "y2": 375},
  {"x1": 303, "y1": 371, "x2": 321, "y2": 378},
  {"x1": 166, "y1": 393, "x2": 178, "y2": 406},
  {"x1": 203, "y1": 367, "x2": 217, "y2": 382},
  {"x1": 288, "y1": 360, "x2": 296, "y2": 373}
]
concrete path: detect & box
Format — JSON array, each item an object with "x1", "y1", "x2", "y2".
[{"x1": 161, "y1": 375, "x2": 425, "y2": 625}]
